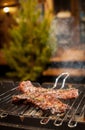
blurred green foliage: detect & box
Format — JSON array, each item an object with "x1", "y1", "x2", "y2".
[{"x1": 2, "y1": 0, "x2": 57, "y2": 81}]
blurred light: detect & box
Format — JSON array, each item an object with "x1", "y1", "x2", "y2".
[
  {"x1": 3, "y1": 7, "x2": 10, "y2": 13},
  {"x1": 9, "y1": 7, "x2": 17, "y2": 13}
]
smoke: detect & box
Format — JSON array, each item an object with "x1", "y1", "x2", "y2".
[
  {"x1": 49, "y1": 16, "x2": 85, "y2": 83},
  {"x1": 61, "y1": 61, "x2": 85, "y2": 82},
  {"x1": 49, "y1": 11, "x2": 85, "y2": 86}
]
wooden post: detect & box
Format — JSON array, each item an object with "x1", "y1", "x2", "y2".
[{"x1": 71, "y1": 0, "x2": 80, "y2": 25}]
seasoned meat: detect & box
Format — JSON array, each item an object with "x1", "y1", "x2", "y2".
[
  {"x1": 18, "y1": 81, "x2": 79, "y2": 99},
  {"x1": 12, "y1": 80, "x2": 78, "y2": 114},
  {"x1": 12, "y1": 93, "x2": 69, "y2": 114}
]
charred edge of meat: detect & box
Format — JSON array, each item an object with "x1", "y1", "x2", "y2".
[{"x1": 12, "y1": 94, "x2": 69, "y2": 115}]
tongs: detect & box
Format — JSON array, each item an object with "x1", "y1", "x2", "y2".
[{"x1": 40, "y1": 72, "x2": 69, "y2": 125}]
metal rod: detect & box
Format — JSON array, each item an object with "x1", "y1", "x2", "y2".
[
  {"x1": 68, "y1": 94, "x2": 85, "y2": 128},
  {"x1": 0, "y1": 111, "x2": 8, "y2": 118},
  {"x1": 54, "y1": 92, "x2": 82, "y2": 126},
  {"x1": 67, "y1": 103, "x2": 85, "y2": 128},
  {"x1": 53, "y1": 72, "x2": 69, "y2": 89},
  {"x1": 0, "y1": 91, "x2": 18, "y2": 105},
  {"x1": 34, "y1": 109, "x2": 43, "y2": 117},
  {"x1": 27, "y1": 107, "x2": 39, "y2": 117},
  {"x1": 18, "y1": 105, "x2": 30, "y2": 116},
  {"x1": 24, "y1": 107, "x2": 35, "y2": 116},
  {"x1": 40, "y1": 113, "x2": 51, "y2": 125},
  {"x1": 79, "y1": 100, "x2": 85, "y2": 117},
  {"x1": 0, "y1": 87, "x2": 18, "y2": 97}
]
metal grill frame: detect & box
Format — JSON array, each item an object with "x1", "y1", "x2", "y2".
[{"x1": 0, "y1": 81, "x2": 85, "y2": 130}]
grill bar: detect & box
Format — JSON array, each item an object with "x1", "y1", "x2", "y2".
[
  {"x1": 0, "y1": 81, "x2": 85, "y2": 129},
  {"x1": 25, "y1": 106, "x2": 44, "y2": 117},
  {"x1": 0, "y1": 87, "x2": 18, "y2": 97},
  {"x1": 80, "y1": 104, "x2": 85, "y2": 117},
  {"x1": 68, "y1": 98, "x2": 85, "y2": 128},
  {"x1": 40, "y1": 113, "x2": 52, "y2": 125},
  {"x1": 53, "y1": 92, "x2": 83, "y2": 126},
  {"x1": 68, "y1": 93, "x2": 85, "y2": 128}
]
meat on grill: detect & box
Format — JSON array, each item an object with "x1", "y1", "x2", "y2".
[
  {"x1": 12, "y1": 80, "x2": 79, "y2": 114},
  {"x1": 18, "y1": 81, "x2": 79, "y2": 99},
  {"x1": 12, "y1": 93, "x2": 69, "y2": 114}
]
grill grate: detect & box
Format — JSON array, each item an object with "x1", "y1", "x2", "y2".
[{"x1": 0, "y1": 81, "x2": 85, "y2": 129}]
